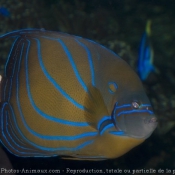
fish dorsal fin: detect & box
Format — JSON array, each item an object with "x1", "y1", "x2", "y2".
[{"x1": 84, "y1": 84, "x2": 110, "y2": 129}]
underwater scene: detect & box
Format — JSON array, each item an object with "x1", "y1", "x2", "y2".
[{"x1": 0, "y1": 0, "x2": 174, "y2": 174}]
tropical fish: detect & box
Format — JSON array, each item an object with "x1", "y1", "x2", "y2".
[
  {"x1": 0, "y1": 29, "x2": 157, "y2": 160},
  {"x1": 138, "y1": 20, "x2": 155, "y2": 80}
]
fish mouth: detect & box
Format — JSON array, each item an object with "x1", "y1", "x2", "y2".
[
  {"x1": 112, "y1": 102, "x2": 157, "y2": 139},
  {"x1": 144, "y1": 115, "x2": 157, "y2": 126},
  {"x1": 115, "y1": 114, "x2": 157, "y2": 139}
]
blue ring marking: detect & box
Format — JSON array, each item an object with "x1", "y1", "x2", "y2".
[
  {"x1": 108, "y1": 81, "x2": 118, "y2": 94},
  {"x1": 1, "y1": 104, "x2": 43, "y2": 156},
  {"x1": 0, "y1": 140, "x2": 22, "y2": 157},
  {"x1": 111, "y1": 102, "x2": 118, "y2": 123},
  {"x1": 1, "y1": 40, "x2": 35, "y2": 154},
  {"x1": 6, "y1": 112, "x2": 42, "y2": 152},
  {"x1": 33, "y1": 38, "x2": 88, "y2": 112},
  {"x1": 37, "y1": 35, "x2": 96, "y2": 87},
  {"x1": 5, "y1": 37, "x2": 20, "y2": 76},
  {"x1": 0, "y1": 28, "x2": 121, "y2": 60},
  {"x1": 117, "y1": 109, "x2": 154, "y2": 117},
  {"x1": 41, "y1": 34, "x2": 120, "y2": 59},
  {"x1": 100, "y1": 123, "x2": 114, "y2": 135},
  {"x1": 112, "y1": 103, "x2": 154, "y2": 129},
  {"x1": 108, "y1": 88, "x2": 114, "y2": 94},
  {"x1": 57, "y1": 38, "x2": 88, "y2": 92},
  {"x1": 109, "y1": 131, "x2": 125, "y2": 136},
  {"x1": 114, "y1": 104, "x2": 130, "y2": 109},
  {"x1": 25, "y1": 39, "x2": 89, "y2": 127},
  {"x1": 97, "y1": 116, "x2": 111, "y2": 130},
  {"x1": 75, "y1": 39, "x2": 95, "y2": 86},
  {"x1": 1, "y1": 102, "x2": 95, "y2": 155},
  {"x1": 8, "y1": 108, "x2": 97, "y2": 142},
  {"x1": 1, "y1": 102, "x2": 31, "y2": 154},
  {"x1": 8, "y1": 112, "x2": 44, "y2": 150},
  {"x1": 8, "y1": 116, "x2": 29, "y2": 147},
  {"x1": 5, "y1": 38, "x2": 23, "y2": 102},
  {"x1": 22, "y1": 40, "x2": 96, "y2": 138}
]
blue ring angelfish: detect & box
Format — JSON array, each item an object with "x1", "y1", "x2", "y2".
[{"x1": 0, "y1": 29, "x2": 157, "y2": 160}]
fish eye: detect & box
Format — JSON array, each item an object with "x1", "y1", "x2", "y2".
[{"x1": 132, "y1": 101, "x2": 140, "y2": 109}]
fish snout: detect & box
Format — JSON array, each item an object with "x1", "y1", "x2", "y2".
[
  {"x1": 144, "y1": 114, "x2": 157, "y2": 124},
  {"x1": 149, "y1": 116, "x2": 157, "y2": 123},
  {"x1": 114, "y1": 112, "x2": 157, "y2": 139},
  {"x1": 144, "y1": 115, "x2": 157, "y2": 129}
]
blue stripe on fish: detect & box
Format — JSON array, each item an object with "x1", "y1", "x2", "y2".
[
  {"x1": 5, "y1": 37, "x2": 19, "y2": 76},
  {"x1": 112, "y1": 102, "x2": 154, "y2": 123},
  {"x1": 6, "y1": 114, "x2": 39, "y2": 153},
  {"x1": 1, "y1": 37, "x2": 97, "y2": 156},
  {"x1": 117, "y1": 109, "x2": 153, "y2": 116},
  {"x1": 97, "y1": 116, "x2": 111, "y2": 130},
  {"x1": 25, "y1": 40, "x2": 98, "y2": 134},
  {"x1": 75, "y1": 39, "x2": 95, "y2": 86},
  {"x1": 109, "y1": 131, "x2": 125, "y2": 136},
  {"x1": 100, "y1": 123, "x2": 114, "y2": 135},
  {"x1": 0, "y1": 29, "x2": 157, "y2": 159},
  {"x1": 1, "y1": 103, "x2": 96, "y2": 156},
  {"x1": 58, "y1": 39, "x2": 88, "y2": 92},
  {"x1": 108, "y1": 81, "x2": 118, "y2": 94},
  {"x1": 34, "y1": 38, "x2": 87, "y2": 112},
  {"x1": 1, "y1": 103, "x2": 43, "y2": 157}
]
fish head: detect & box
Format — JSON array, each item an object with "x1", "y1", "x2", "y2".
[
  {"x1": 111, "y1": 67, "x2": 157, "y2": 139},
  {"x1": 112, "y1": 99, "x2": 157, "y2": 139}
]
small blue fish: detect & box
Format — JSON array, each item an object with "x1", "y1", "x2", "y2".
[
  {"x1": 0, "y1": 7, "x2": 10, "y2": 17},
  {"x1": 138, "y1": 20, "x2": 155, "y2": 80}
]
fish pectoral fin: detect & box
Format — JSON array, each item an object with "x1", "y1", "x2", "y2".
[{"x1": 84, "y1": 84, "x2": 109, "y2": 129}]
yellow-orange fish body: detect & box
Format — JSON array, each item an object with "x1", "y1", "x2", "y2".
[{"x1": 0, "y1": 29, "x2": 157, "y2": 160}]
